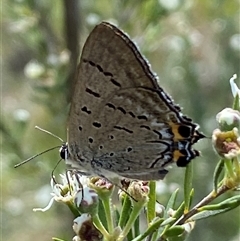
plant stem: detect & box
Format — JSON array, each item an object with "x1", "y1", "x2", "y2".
[
  {"x1": 101, "y1": 195, "x2": 114, "y2": 233},
  {"x1": 175, "y1": 185, "x2": 230, "y2": 225},
  {"x1": 118, "y1": 202, "x2": 144, "y2": 241},
  {"x1": 92, "y1": 214, "x2": 111, "y2": 240}
]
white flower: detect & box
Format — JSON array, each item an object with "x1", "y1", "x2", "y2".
[{"x1": 33, "y1": 172, "x2": 88, "y2": 212}]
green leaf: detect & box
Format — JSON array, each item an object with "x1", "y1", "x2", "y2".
[
  {"x1": 159, "y1": 200, "x2": 185, "y2": 237},
  {"x1": 156, "y1": 190, "x2": 181, "y2": 241},
  {"x1": 118, "y1": 195, "x2": 132, "y2": 228},
  {"x1": 164, "y1": 188, "x2": 179, "y2": 218},
  {"x1": 160, "y1": 217, "x2": 177, "y2": 226},
  {"x1": 133, "y1": 215, "x2": 140, "y2": 237},
  {"x1": 201, "y1": 194, "x2": 240, "y2": 210},
  {"x1": 184, "y1": 162, "x2": 193, "y2": 212},
  {"x1": 98, "y1": 199, "x2": 108, "y2": 229},
  {"x1": 131, "y1": 217, "x2": 165, "y2": 241},
  {"x1": 158, "y1": 217, "x2": 178, "y2": 238},
  {"x1": 114, "y1": 206, "x2": 120, "y2": 226},
  {"x1": 173, "y1": 201, "x2": 186, "y2": 221},
  {"x1": 127, "y1": 225, "x2": 134, "y2": 241},
  {"x1": 191, "y1": 195, "x2": 240, "y2": 220},
  {"x1": 164, "y1": 225, "x2": 185, "y2": 237},
  {"x1": 232, "y1": 92, "x2": 240, "y2": 110},
  {"x1": 213, "y1": 159, "x2": 225, "y2": 192}
]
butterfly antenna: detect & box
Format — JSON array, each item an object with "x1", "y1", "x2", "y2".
[
  {"x1": 14, "y1": 146, "x2": 61, "y2": 168},
  {"x1": 35, "y1": 126, "x2": 64, "y2": 142},
  {"x1": 15, "y1": 126, "x2": 65, "y2": 168},
  {"x1": 51, "y1": 158, "x2": 63, "y2": 185},
  {"x1": 116, "y1": 183, "x2": 138, "y2": 202}
]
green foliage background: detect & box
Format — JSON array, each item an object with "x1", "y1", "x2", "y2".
[{"x1": 2, "y1": 0, "x2": 240, "y2": 240}]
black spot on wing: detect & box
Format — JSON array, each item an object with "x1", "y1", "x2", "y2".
[
  {"x1": 110, "y1": 78, "x2": 121, "y2": 88},
  {"x1": 81, "y1": 106, "x2": 91, "y2": 114},
  {"x1": 93, "y1": 122, "x2": 101, "y2": 128},
  {"x1": 86, "y1": 88, "x2": 100, "y2": 98},
  {"x1": 114, "y1": 125, "x2": 133, "y2": 134},
  {"x1": 137, "y1": 115, "x2": 148, "y2": 121},
  {"x1": 117, "y1": 107, "x2": 126, "y2": 114}
]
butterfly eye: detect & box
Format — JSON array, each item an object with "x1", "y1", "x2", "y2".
[{"x1": 59, "y1": 143, "x2": 69, "y2": 160}]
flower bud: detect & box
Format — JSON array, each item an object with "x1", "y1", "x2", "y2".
[
  {"x1": 74, "y1": 187, "x2": 99, "y2": 215},
  {"x1": 73, "y1": 214, "x2": 103, "y2": 241},
  {"x1": 216, "y1": 108, "x2": 240, "y2": 131},
  {"x1": 128, "y1": 181, "x2": 149, "y2": 203}
]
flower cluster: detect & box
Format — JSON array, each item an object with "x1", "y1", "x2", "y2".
[
  {"x1": 31, "y1": 74, "x2": 240, "y2": 241},
  {"x1": 212, "y1": 74, "x2": 240, "y2": 189},
  {"x1": 33, "y1": 172, "x2": 153, "y2": 241}
]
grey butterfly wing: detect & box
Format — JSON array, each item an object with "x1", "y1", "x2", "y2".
[{"x1": 67, "y1": 22, "x2": 203, "y2": 180}]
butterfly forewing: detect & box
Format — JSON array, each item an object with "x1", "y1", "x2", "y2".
[{"x1": 67, "y1": 22, "x2": 204, "y2": 180}]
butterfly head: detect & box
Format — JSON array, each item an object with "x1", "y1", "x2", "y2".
[{"x1": 59, "y1": 142, "x2": 69, "y2": 160}]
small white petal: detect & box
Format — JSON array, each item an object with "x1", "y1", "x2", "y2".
[
  {"x1": 230, "y1": 74, "x2": 238, "y2": 97},
  {"x1": 33, "y1": 197, "x2": 55, "y2": 212},
  {"x1": 75, "y1": 187, "x2": 98, "y2": 207},
  {"x1": 182, "y1": 221, "x2": 195, "y2": 233},
  {"x1": 72, "y1": 236, "x2": 81, "y2": 241},
  {"x1": 73, "y1": 214, "x2": 91, "y2": 234}
]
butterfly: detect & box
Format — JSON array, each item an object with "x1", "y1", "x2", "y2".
[{"x1": 60, "y1": 22, "x2": 204, "y2": 181}]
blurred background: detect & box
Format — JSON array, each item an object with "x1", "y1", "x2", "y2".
[{"x1": 2, "y1": 0, "x2": 240, "y2": 240}]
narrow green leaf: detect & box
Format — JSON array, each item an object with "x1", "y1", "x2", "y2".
[
  {"x1": 220, "y1": 194, "x2": 240, "y2": 203},
  {"x1": 232, "y1": 92, "x2": 240, "y2": 110},
  {"x1": 159, "y1": 201, "x2": 185, "y2": 238},
  {"x1": 120, "y1": 199, "x2": 147, "y2": 239},
  {"x1": 173, "y1": 201, "x2": 186, "y2": 221},
  {"x1": 184, "y1": 162, "x2": 193, "y2": 212},
  {"x1": 199, "y1": 195, "x2": 240, "y2": 211},
  {"x1": 164, "y1": 188, "x2": 179, "y2": 218},
  {"x1": 98, "y1": 199, "x2": 107, "y2": 228},
  {"x1": 191, "y1": 195, "x2": 240, "y2": 220},
  {"x1": 118, "y1": 195, "x2": 132, "y2": 228},
  {"x1": 131, "y1": 217, "x2": 165, "y2": 241},
  {"x1": 192, "y1": 209, "x2": 229, "y2": 220},
  {"x1": 160, "y1": 217, "x2": 177, "y2": 226},
  {"x1": 134, "y1": 215, "x2": 140, "y2": 237},
  {"x1": 164, "y1": 225, "x2": 185, "y2": 237},
  {"x1": 114, "y1": 205, "x2": 120, "y2": 226},
  {"x1": 158, "y1": 189, "x2": 181, "y2": 238},
  {"x1": 127, "y1": 226, "x2": 134, "y2": 241},
  {"x1": 213, "y1": 159, "x2": 225, "y2": 192}
]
